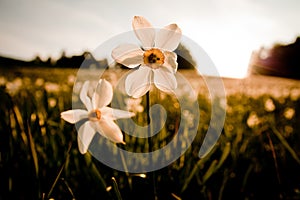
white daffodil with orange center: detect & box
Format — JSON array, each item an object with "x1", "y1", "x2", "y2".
[
  {"x1": 112, "y1": 16, "x2": 182, "y2": 98},
  {"x1": 61, "y1": 79, "x2": 135, "y2": 154}
]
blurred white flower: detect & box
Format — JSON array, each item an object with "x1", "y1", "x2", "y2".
[
  {"x1": 290, "y1": 88, "x2": 300, "y2": 101},
  {"x1": 35, "y1": 78, "x2": 45, "y2": 87},
  {"x1": 6, "y1": 78, "x2": 22, "y2": 94},
  {"x1": 61, "y1": 79, "x2": 135, "y2": 154},
  {"x1": 0, "y1": 76, "x2": 7, "y2": 85},
  {"x1": 112, "y1": 16, "x2": 182, "y2": 98},
  {"x1": 125, "y1": 97, "x2": 144, "y2": 113},
  {"x1": 48, "y1": 98, "x2": 57, "y2": 108},
  {"x1": 247, "y1": 112, "x2": 260, "y2": 128},
  {"x1": 67, "y1": 74, "x2": 76, "y2": 85},
  {"x1": 264, "y1": 98, "x2": 275, "y2": 112},
  {"x1": 283, "y1": 108, "x2": 295, "y2": 120},
  {"x1": 45, "y1": 82, "x2": 60, "y2": 93},
  {"x1": 182, "y1": 109, "x2": 195, "y2": 127}
]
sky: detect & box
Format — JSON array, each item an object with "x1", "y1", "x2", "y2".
[{"x1": 0, "y1": 0, "x2": 300, "y2": 78}]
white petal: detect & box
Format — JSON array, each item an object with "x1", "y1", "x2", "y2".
[
  {"x1": 92, "y1": 79, "x2": 113, "y2": 109},
  {"x1": 101, "y1": 107, "x2": 135, "y2": 120},
  {"x1": 125, "y1": 66, "x2": 152, "y2": 98},
  {"x1": 153, "y1": 67, "x2": 177, "y2": 93},
  {"x1": 155, "y1": 24, "x2": 182, "y2": 51},
  {"x1": 80, "y1": 81, "x2": 92, "y2": 111},
  {"x1": 111, "y1": 44, "x2": 144, "y2": 68},
  {"x1": 61, "y1": 109, "x2": 88, "y2": 124},
  {"x1": 91, "y1": 120, "x2": 124, "y2": 144},
  {"x1": 132, "y1": 16, "x2": 155, "y2": 49},
  {"x1": 164, "y1": 51, "x2": 178, "y2": 73},
  {"x1": 77, "y1": 122, "x2": 96, "y2": 154}
]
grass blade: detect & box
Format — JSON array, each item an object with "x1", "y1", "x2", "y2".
[
  {"x1": 46, "y1": 142, "x2": 72, "y2": 199},
  {"x1": 181, "y1": 143, "x2": 218, "y2": 193},
  {"x1": 215, "y1": 142, "x2": 231, "y2": 170},
  {"x1": 271, "y1": 126, "x2": 300, "y2": 165},
  {"x1": 111, "y1": 177, "x2": 123, "y2": 200},
  {"x1": 27, "y1": 122, "x2": 39, "y2": 177},
  {"x1": 203, "y1": 159, "x2": 218, "y2": 183}
]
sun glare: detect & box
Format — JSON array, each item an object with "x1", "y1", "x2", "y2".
[
  {"x1": 205, "y1": 42, "x2": 254, "y2": 78},
  {"x1": 179, "y1": 20, "x2": 261, "y2": 79}
]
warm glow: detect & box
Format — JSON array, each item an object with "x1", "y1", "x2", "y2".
[
  {"x1": 178, "y1": 19, "x2": 270, "y2": 78},
  {"x1": 1, "y1": 0, "x2": 299, "y2": 79}
]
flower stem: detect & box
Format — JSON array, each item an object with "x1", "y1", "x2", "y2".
[
  {"x1": 146, "y1": 90, "x2": 158, "y2": 200},
  {"x1": 146, "y1": 91, "x2": 151, "y2": 152}
]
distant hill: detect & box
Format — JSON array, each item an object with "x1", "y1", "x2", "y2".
[
  {"x1": 0, "y1": 56, "x2": 31, "y2": 67},
  {"x1": 248, "y1": 37, "x2": 300, "y2": 79},
  {"x1": 0, "y1": 52, "x2": 108, "y2": 69},
  {"x1": 0, "y1": 42, "x2": 197, "y2": 71}
]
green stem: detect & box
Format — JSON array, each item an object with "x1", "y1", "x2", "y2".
[
  {"x1": 146, "y1": 91, "x2": 151, "y2": 151},
  {"x1": 146, "y1": 90, "x2": 158, "y2": 199}
]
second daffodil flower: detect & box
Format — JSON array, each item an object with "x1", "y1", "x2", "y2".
[
  {"x1": 61, "y1": 79, "x2": 135, "y2": 154},
  {"x1": 112, "y1": 16, "x2": 182, "y2": 98}
]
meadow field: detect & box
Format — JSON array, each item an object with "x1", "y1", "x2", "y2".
[{"x1": 1, "y1": 67, "x2": 300, "y2": 200}]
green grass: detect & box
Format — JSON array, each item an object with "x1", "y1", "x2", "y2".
[{"x1": 1, "y1": 68, "x2": 300, "y2": 199}]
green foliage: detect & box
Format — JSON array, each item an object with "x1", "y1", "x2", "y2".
[{"x1": 0, "y1": 70, "x2": 300, "y2": 200}]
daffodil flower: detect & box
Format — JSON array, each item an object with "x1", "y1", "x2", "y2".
[
  {"x1": 61, "y1": 79, "x2": 135, "y2": 154},
  {"x1": 112, "y1": 16, "x2": 182, "y2": 98}
]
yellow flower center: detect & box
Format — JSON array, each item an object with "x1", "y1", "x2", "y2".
[
  {"x1": 143, "y1": 48, "x2": 165, "y2": 68},
  {"x1": 88, "y1": 109, "x2": 101, "y2": 121}
]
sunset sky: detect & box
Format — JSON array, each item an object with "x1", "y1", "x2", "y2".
[{"x1": 0, "y1": 0, "x2": 299, "y2": 78}]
